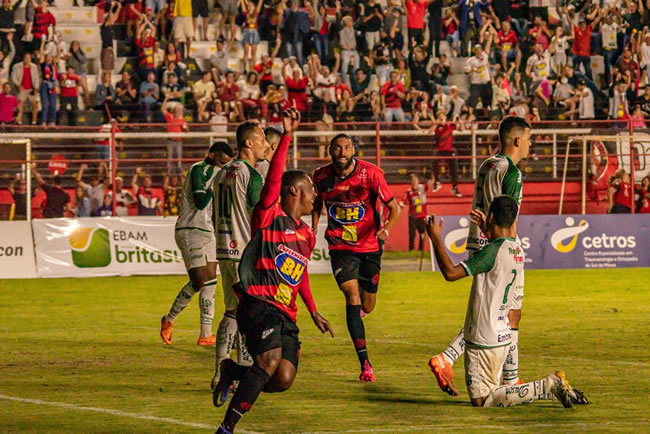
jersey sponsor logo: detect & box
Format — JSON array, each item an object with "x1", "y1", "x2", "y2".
[
  {"x1": 274, "y1": 283, "x2": 292, "y2": 306},
  {"x1": 285, "y1": 229, "x2": 295, "y2": 235},
  {"x1": 328, "y1": 203, "x2": 366, "y2": 224},
  {"x1": 261, "y1": 327, "x2": 275, "y2": 340},
  {"x1": 342, "y1": 225, "x2": 358, "y2": 243},
  {"x1": 229, "y1": 240, "x2": 238, "y2": 248},
  {"x1": 551, "y1": 216, "x2": 637, "y2": 252},
  {"x1": 275, "y1": 244, "x2": 308, "y2": 286},
  {"x1": 444, "y1": 217, "x2": 469, "y2": 254}
]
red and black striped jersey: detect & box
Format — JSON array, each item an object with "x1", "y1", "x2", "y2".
[
  {"x1": 237, "y1": 133, "x2": 319, "y2": 323},
  {"x1": 313, "y1": 159, "x2": 394, "y2": 253}
]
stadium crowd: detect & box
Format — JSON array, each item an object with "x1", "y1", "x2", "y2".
[{"x1": 2, "y1": 0, "x2": 650, "y2": 218}]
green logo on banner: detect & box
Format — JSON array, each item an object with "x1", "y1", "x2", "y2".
[{"x1": 69, "y1": 227, "x2": 111, "y2": 268}]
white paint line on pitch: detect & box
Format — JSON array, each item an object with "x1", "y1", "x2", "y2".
[{"x1": 0, "y1": 393, "x2": 261, "y2": 434}]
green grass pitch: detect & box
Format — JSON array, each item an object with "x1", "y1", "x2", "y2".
[{"x1": 1, "y1": 269, "x2": 649, "y2": 433}]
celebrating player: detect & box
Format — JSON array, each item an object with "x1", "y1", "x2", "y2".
[
  {"x1": 427, "y1": 196, "x2": 588, "y2": 408},
  {"x1": 312, "y1": 134, "x2": 400, "y2": 382},
  {"x1": 213, "y1": 108, "x2": 333, "y2": 434},
  {"x1": 211, "y1": 120, "x2": 269, "y2": 388},
  {"x1": 160, "y1": 141, "x2": 235, "y2": 346},
  {"x1": 255, "y1": 126, "x2": 283, "y2": 179},
  {"x1": 428, "y1": 116, "x2": 531, "y2": 395}
]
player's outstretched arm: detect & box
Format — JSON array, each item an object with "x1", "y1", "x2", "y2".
[
  {"x1": 426, "y1": 215, "x2": 468, "y2": 282},
  {"x1": 298, "y1": 270, "x2": 334, "y2": 337}
]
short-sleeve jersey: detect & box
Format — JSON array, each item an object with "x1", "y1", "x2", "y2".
[
  {"x1": 175, "y1": 160, "x2": 220, "y2": 232},
  {"x1": 460, "y1": 237, "x2": 525, "y2": 348},
  {"x1": 238, "y1": 201, "x2": 316, "y2": 323},
  {"x1": 313, "y1": 159, "x2": 394, "y2": 253},
  {"x1": 213, "y1": 159, "x2": 264, "y2": 261},
  {"x1": 255, "y1": 159, "x2": 270, "y2": 180},
  {"x1": 526, "y1": 52, "x2": 551, "y2": 81},
  {"x1": 467, "y1": 154, "x2": 522, "y2": 252}
]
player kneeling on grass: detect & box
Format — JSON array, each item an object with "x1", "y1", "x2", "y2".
[
  {"x1": 161, "y1": 141, "x2": 235, "y2": 346},
  {"x1": 427, "y1": 196, "x2": 589, "y2": 408},
  {"x1": 213, "y1": 108, "x2": 334, "y2": 434}
]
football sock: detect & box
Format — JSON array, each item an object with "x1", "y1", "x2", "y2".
[
  {"x1": 225, "y1": 359, "x2": 249, "y2": 382},
  {"x1": 216, "y1": 312, "x2": 238, "y2": 368},
  {"x1": 346, "y1": 305, "x2": 369, "y2": 368},
  {"x1": 222, "y1": 365, "x2": 270, "y2": 432},
  {"x1": 236, "y1": 331, "x2": 254, "y2": 366},
  {"x1": 198, "y1": 279, "x2": 216, "y2": 337},
  {"x1": 442, "y1": 328, "x2": 465, "y2": 365},
  {"x1": 483, "y1": 379, "x2": 548, "y2": 407},
  {"x1": 165, "y1": 281, "x2": 197, "y2": 322},
  {"x1": 503, "y1": 329, "x2": 519, "y2": 385}
]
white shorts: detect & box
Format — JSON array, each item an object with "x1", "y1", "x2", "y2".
[
  {"x1": 173, "y1": 16, "x2": 194, "y2": 40},
  {"x1": 464, "y1": 345, "x2": 509, "y2": 399},
  {"x1": 175, "y1": 229, "x2": 216, "y2": 270},
  {"x1": 219, "y1": 259, "x2": 240, "y2": 311}
]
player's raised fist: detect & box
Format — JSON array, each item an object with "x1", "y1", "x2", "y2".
[
  {"x1": 469, "y1": 208, "x2": 488, "y2": 234},
  {"x1": 426, "y1": 215, "x2": 444, "y2": 239},
  {"x1": 282, "y1": 107, "x2": 301, "y2": 135}
]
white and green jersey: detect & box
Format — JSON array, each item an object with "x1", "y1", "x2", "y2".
[
  {"x1": 461, "y1": 237, "x2": 525, "y2": 348},
  {"x1": 175, "y1": 160, "x2": 220, "y2": 232},
  {"x1": 467, "y1": 154, "x2": 523, "y2": 252},
  {"x1": 213, "y1": 158, "x2": 264, "y2": 261},
  {"x1": 255, "y1": 159, "x2": 270, "y2": 180}
]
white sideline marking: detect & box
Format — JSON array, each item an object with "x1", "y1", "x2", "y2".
[{"x1": 0, "y1": 393, "x2": 260, "y2": 433}]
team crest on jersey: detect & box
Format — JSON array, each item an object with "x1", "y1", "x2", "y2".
[
  {"x1": 328, "y1": 202, "x2": 365, "y2": 224},
  {"x1": 275, "y1": 244, "x2": 308, "y2": 286}
]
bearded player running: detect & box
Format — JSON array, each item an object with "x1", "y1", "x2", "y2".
[
  {"x1": 213, "y1": 108, "x2": 333, "y2": 434},
  {"x1": 429, "y1": 116, "x2": 531, "y2": 395},
  {"x1": 312, "y1": 134, "x2": 400, "y2": 382},
  {"x1": 160, "y1": 141, "x2": 235, "y2": 345}
]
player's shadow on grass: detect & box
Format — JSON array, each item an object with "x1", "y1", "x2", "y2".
[{"x1": 356, "y1": 384, "x2": 467, "y2": 406}]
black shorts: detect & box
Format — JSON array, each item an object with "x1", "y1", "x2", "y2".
[
  {"x1": 192, "y1": 0, "x2": 209, "y2": 17},
  {"x1": 330, "y1": 250, "x2": 382, "y2": 294},
  {"x1": 237, "y1": 295, "x2": 301, "y2": 368}
]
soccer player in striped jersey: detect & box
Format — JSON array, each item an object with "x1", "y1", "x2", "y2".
[
  {"x1": 427, "y1": 196, "x2": 587, "y2": 408},
  {"x1": 211, "y1": 120, "x2": 269, "y2": 389},
  {"x1": 429, "y1": 116, "x2": 531, "y2": 395},
  {"x1": 255, "y1": 126, "x2": 282, "y2": 180},
  {"x1": 213, "y1": 108, "x2": 333, "y2": 434},
  {"x1": 312, "y1": 134, "x2": 401, "y2": 382},
  {"x1": 160, "y1": 141, "x2": 235, "y2": 346}
]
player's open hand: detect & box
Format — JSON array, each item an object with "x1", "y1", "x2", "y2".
[
  {"x1": 426, "y1": 214, "x2": 444, "y2": 239},
  {"x1": 311, "y1": 311, "x2": 334, "y2": 337},
  {"x1": 282, "y1": 107, "x2": 301, "y2": 136},
  {"x1": 469, "y1": 208, "x2": 488, "y2": 234}
]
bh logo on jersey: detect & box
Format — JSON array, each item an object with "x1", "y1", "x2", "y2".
[
  {"x1": 275, "y1": 244, "x2": 307, "y2": 286},
  {"x1": 550, "y1": 217, "x2": 590, "y2": 253},
  {"x1": 69, "y1": 227, "x2": 111, "y2": 268},
  {"x1": 328, "y1": 203, "x2": 366, "y2": 224}
]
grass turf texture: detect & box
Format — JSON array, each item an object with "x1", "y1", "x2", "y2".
[{"x1": 1, "y1": 269, "x2": 649, "y2": 433}]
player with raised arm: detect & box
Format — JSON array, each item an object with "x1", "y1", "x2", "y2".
[
  {"x1": 429, "y1": 116, "x2": 531, "y2": 396},
  {"x1": 255, "y1": 126, "x2": 283, "y2": 180},
  {"x1": 213, "y1": 108, "x2": 333, "y2": 434},
  {"x1": 427, "y1": 196, "x2": 589, "y2": 408},
  {"x1": 312, "y1": 134, "x2": 400, "y2": 382},
  {"x1": 160, "y1": 141, "x2": 235, "y2": 346},
  {"x1": 211, "y1": 120, "x2": 269, "y2": 389}
]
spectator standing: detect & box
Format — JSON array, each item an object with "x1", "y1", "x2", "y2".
[
  {"x1": 311, "y1": 53, "x2": 340, "y2": 102},
  {"x1": 427, "y1": 0, "x2": 442, "y2": 56},
  {"x1": 339, "y1": 16, "x2": 359, "y2": 84},
  {"x1": 173, "y1": 0, "x2": 194, "y2": 58},
  {"x1": 11, "y1": 52, "x2": 40, "y2": 125},
  {"x1": 193, "y1": 0, "x2": 209, "y2": 41},
  {"x1": 608, "y1": 169, "x2": 632, "y2": 213},
  {"x1": 162, "y1": 95, "x2": 188, "y2": 174},
  {"x1": 609, "y1": 80, "x2": 629, "y2": 119},
  {"x1": 162, "y1": 174, "x2": 183, "y2": 216},
  {"x1": 139, "y1": 71, "x2": 160, "y2": 122},
  {"x1": 95, "y1": 71, "x2": 116, "y2": 122},
  {"x1": 372, "y1": 37, "x2": 392, "y2": 86},
  {"x1": 496, "y1": 21, "x2": 522, "y2": 72},
  {"x1": 526, "y1": 42, "x2": 552, "y2": 91},
  {"x1": 360, "y1": 0, "x2": 383, "y2": 51},
  {"x1": 31, "y1": 0, "x2": 56, "y2": 43},
  {"x1": 30, "y1": 163, "x2": 70, "y2": 218},
  {"x1": 7, "y1": 175, "x2": 27, "y2": 219},
  {"x1": 601, "y1": 14, "x2": 619, "y2": 84},
  {"x1": 132, "y1": 167, "x2": 162, "y2": 215},
  {"x1": 0, "y1": 0, "x2": 22, "y2": 52},
  {"x1": 281, "y1": 0, "x2": 310, "y2": 66},
  {"x1": 239, "y1": 0, "x2": 264, "y2": 72},
  {"x1": 573, "y1": 12, "x2": 602, "y2": 80},
  {"x1": 66, "y1": 40, "x2": 90, "y2": 106},
  {"x1": 442, "y1": 8, "x2": 460, "y2": 56},
  {"x1": 567, "y1": 79, "x2": 595, "y2": 120},
  {"x1": 38, "y1": 40, "x2": 58, "y2": 127},
  {"x1": 100, "y1": 1, "x2": 121, "y2": 74},
  {"x1": 106, "y1": 176, "x2": 135, "y2": 216},
  {"x1": 309, "y1": 0, "x2": 330, "y2": 62},
  {"x1": 464, "y1": 43, "x2": 493, "y2": 113},
  {"x1": 400, "y1": 173, "x2": 430, "y2": 251},
  {"x1": 136, "y1": 17, "x2": 157, "y2": 81},
  {"x1": 381, "y1": 70, "x2": 407, "y2": 122},
  {"x1": 59, "y1": 66, "x2": 81, "y2": 126},
  {"x1": 218, "y1": 0, "x2": 238, "y2": 43},
  {"x1": 404, "y1": 0, "x2": 429, "y2": 45},
  {"x1": 210, "y1": 37, "x2": 229, "y2": 78},
  {"x1": 73, "y1": 186, "x2": 92, "y2": 217},
  {"x1": 283, "y1": 63, "x2": 309, "y2": 111},
  {"x1": 431, "y1": 109, "x2": 461, "y2": 197},
  {"x1": 447, "y1": 85, "x2": 465, "y2": 120},
  {"x1": 77, "y1": 163, "x2": 110, "y2": 214},
  {"x1": 0, "y1": 81, "x2": 18, "y2": 124},
  {"x1": 95, "y1": 195, "x2": 113, "y2": 216},
  {"x1": 0, "y1": 33, "x2": 14, "y2": 85}
]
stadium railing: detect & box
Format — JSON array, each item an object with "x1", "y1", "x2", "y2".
[{"x1": 0, "y1": 119, "x2": 644, "y2": 218}]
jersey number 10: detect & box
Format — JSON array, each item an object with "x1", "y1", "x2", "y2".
[{"x1": 217, "y1": 186, "x2": 233, "y2": 221}]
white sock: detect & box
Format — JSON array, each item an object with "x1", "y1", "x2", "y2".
[
  {"x1": 442, "y1": 328, "x2": 465, "y2": 365},
  {"x1": 198, "y1": 279, "x2": 217, "y2": 338},
  {"x1": 483, "y1": 378, "x2": 549, "y2": 407},
  {"x1": 215, "y1": 312, "x2": 238, "y2": 369},
  {"x1": 165, "y1": 282, "x2": 198, "y2": 322},
  {"x1": 236, "y1": 330, "x2": 253, "y2": 366},
  {"x1": 503, "y1": 329, "x2": 519, "y2": 385}
]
